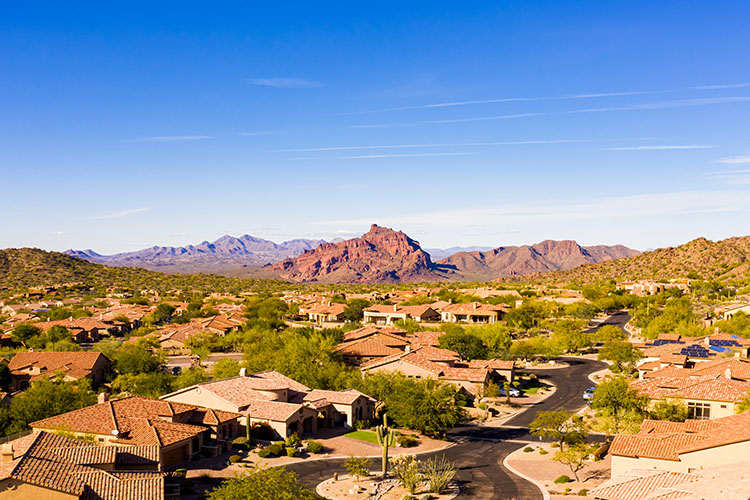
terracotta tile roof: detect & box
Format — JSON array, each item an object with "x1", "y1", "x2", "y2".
[
  {"x1": 441, "y1": 302, "x2": 507, "y2": 315},
  {"x1": 343, "y1": 325, "x2": 407, "y2": 342},
  {"x1": 186, "y1": 376, "x2": 288, "y2": 408},
  {"x1": 658, "y1": 353, "x2": 688, "y2": 365},
  {"x1": 2, "y1": 431, "x2": 163, "y2": 500},
  {"x1": 691, "y1": 357, "x2": 750, "y2": 381},
  {"x1": 304, "y1": 389, "x2": 374, "y2": 406},
  {"x1": 9, "y1": 351, "x2": 109, "y2": 382},
  {"x1": 244, "y1": 400, "x2": 309, "y2": 422},
  {"x1": 360, "y1": 347, "x2": 488, "y2": 383},
  {"x1": 468, "y1": 359, "x2": 515, "y2": 370},
  {"x1": 407, "y1": 331, "x2": 443, "y2": 347},
  {"x1": 610, "y1": 412, "x2": 750, "y2": 461},
  {"x1": 31, "y1": 396, "x2": 237, "y2": 448},
  {"x1": 306, "y1": 303, "x2": 347, "y2": 315},
  {"x1": 591, "y1": 469, "x2": 698, "y2": 500},
  {"x1": 335, "y1": 336, "x2": 404, "y2": 358},
  {"x1": 657, "y1": 333, "x2": 682, "y2": 342},
  {"x1": 250, "y1": 370, "x2": 311, "y2": 392}
]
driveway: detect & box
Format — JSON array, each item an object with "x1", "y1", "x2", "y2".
[{"x1": 286, "y1": 357, "x2": 607, "y2": 499}]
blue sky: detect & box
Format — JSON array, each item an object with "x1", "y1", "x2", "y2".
[{"x1": 2, "y1": 1, "x2": 750, "y2": 254}]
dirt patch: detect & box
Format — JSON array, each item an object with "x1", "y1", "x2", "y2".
[{"x1": 317, "y1": 474, "x2": 458, "y2": 500}]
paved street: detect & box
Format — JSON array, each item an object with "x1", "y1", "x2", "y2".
[{"x1": 286, "y1": 356, "x2": 608, "y2": 499}]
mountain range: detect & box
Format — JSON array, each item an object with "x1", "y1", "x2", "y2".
[{"x1": 62, "y1": 225, "x2": 639, "y2": 282}]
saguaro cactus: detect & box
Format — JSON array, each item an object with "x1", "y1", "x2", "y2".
[{"x1": 375, "y1": 413, "x2": 396, "y2": 478}]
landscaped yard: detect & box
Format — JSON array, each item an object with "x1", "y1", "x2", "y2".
[{"x1": 344, "y1": 430, "x2": 391, "y2": 446}]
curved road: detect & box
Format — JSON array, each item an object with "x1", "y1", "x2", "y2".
[{"x1": 287, "y1": 356, "x2": 607, "y2": 499}]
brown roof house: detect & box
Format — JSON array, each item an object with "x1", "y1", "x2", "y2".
[
  {"x1": 8, "y1": 351, "x2": 110, "y2": 392},
  {"x1": 609, "y1": 412, "x2": 750, "y2": 476},
  {"x1": 440, "y1": 302, "x2": 508, "y2": 324},
  {"x1": 30, "y1": 396, "x2": 240, "y2": 469},
  {"x1": 363, "y1": 305, "x2": 440, "y2": 325},
  {"x1": 161, "y1": 370, "x2": 374, "y2": 441},
  {"x1": 0, "y1": 431, "x2": 165, "y2": 500},
  {"x1": 306, "y1": 302, "x2": 347, "y2": 324}
]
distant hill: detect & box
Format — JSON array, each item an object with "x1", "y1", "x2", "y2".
[
  {"x1": 438, "y1": 240, "x2": 639, "y2": 281},
  {"x1": 271, "y1": 224, "x2": 453, "y2": 283},
  {"x1": 0, "y1": 247, "x2": 280, "y2": 292},
  {"x1": 425, "y1": 246, "x2": 495, "y2": 261},
  {"x1": 523, "y1": 235, "x2": 750, "y2": 284},
  {"x1": 269, "y1": 224, "x2": 638, "y2": 283},
  {"x1": 64, "y1": 235, "x2": 325, "y2": 273}
]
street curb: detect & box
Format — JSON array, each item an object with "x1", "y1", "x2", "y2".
[{"x1": 502, "y1": 446, "x2": 551, "y2": 500}]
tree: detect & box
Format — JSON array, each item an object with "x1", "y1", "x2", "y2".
[
  {"x1": 5, "y1": 377, "x2": 97, "y2": 435},
  {"x1": 173, "y1": 367, "x2": 210, "y2": 390},
  {"x1": 112, "y1": 343, "x2": 162, "y2": 374},
  {"x1": 111, "y1": 372, "x2": 173, "y2": 397},
  {"x1": 650, "y1": 397, "x2": 688, "y2": 422},
  {"x1": 438, "y1": 330, "x2": 487, "y2": 360},
  {"x1": 597, "y1": 341, "x2": 643, "y2": 373},
  {"x1": 553, "y1": 442, "x2": 598, "y2": 481},
  {"x1": 93, "y1": 338, "x2": 123, "y2": 359},
  {"x1": 387, "y1": 378, "x2": 466, "y2": 434},
  {"x1": 0, "y1": 364, "x2": 11, "y2": 392},
  {"x1": 344, "y1": 299, "x2": 371, "y2": 322},
  {"x1": 529, "y1": 410, "x2": 587, "y2": 451},
  {"x1": 735, "y1": 390, "x2": 750, "y2": 414},
  {"x1": 210, "y1": 358, "x2": 241, "y2": 380},
  {"x1": 595, "y1": 325, "x2": 627, "y2": 343},
  {"x1": 590, "y1": 376, "x2": 647, "y2": 438},
  {"x1": 12, "y1": 324, "x2": 42, "y2": 344},
  {"x1": 207, "y1": 467, "x2": 318, "y2": 500},
  {"x1": 345, "y1": 456, "x2": 372, "y2": 483}
]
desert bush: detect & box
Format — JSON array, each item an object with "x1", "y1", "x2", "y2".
[
  {"x1": 421, "y1": 455, "x2": 456, "y2": 494},
  {"x1": 390, "y1": 454, "x2": 421, "y2": 494},
  {"x1": 354, "y1": 419, "x2": 371, "y2": 429},
  {"x1": 306, "y1": 440, "x2": 324, "y2": 454},
  {"x1": 231, "y1": 437, "x2": 250, "y2": 451},
  {"x1": 267, "y1": 442, "x2": 285, "y2": 456},
  {"x1": 397, "y1": 435, "x2": 419, "y2": 448},
  {"x1": 345, "y1": 456, "x2": 372, "y2": 482},
  {"x1": 523, "y1": 446, "x2": 534, "y2": 453},
  {"x1": 539, "y1": 448, "x2": 548, "y2": 455},
  {"x1": 578, "y1": 489, "x2": 589, "y2": 496},
  {"x1": 554, "y1": 474, "x2": 572, "y2": 484},
  {"x1": 285, "y1": 433, "x2": 302, "y2": 448},
  {"x1": 228, "y1": 455, "x2": 242, "y2": 464},
  {"x1": 257, "y1": 448, "x2": 271, "y2": 458},
  {"x1": 286, "y1": 447, "x2": 298, "y2": 457}
]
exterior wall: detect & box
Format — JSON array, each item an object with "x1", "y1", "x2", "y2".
[
  {"x1": 684, "y1": 398, "x2": 736, "y2": 419},
  {"x1": 363, "y1": 312, "x2": 407, "y2": 325},
  {"x1": 161, "y1": 388, "x2": 241, "y2": 413},
  {"x1": 0, "y1": 480, "x2": 78, "y2": 499},
  {"x1": 330, "y1": 398, "x2": 374, "y2": 427},
  {"x1": 611, "y1": 439, "x2": 750, "y2": 476}
]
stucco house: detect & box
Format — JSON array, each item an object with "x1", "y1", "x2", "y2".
[
  {"x1": 440, "y1": 302, "x2": 507, "y2": 324},
  {"x1": 609, "y1": 412, "x2": 750, "y2": 476},
  {"x1": 30, "y1": 395, "x2": 239, "y2": 469},
  {"x1": 306, "y1": 302, "x2": 347, "y2": 323},
  {"x1": 160, "y1": 370, "x2": 374, "y2": 440},
  {"x1": 363, "y1": 305, "x2": 440, "y2": 325},
  {"x1": 8, "y1": 351, "x2": 111, "y2": 391}
]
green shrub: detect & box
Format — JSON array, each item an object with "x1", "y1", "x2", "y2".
[
  {"x1": 286, "y1": 446, "x2": 298, "y2": 457},
  {"x1": 228, "y1": 455, "x2": 242, "y2": 464},
  {"x1": 257, "y1": 448, "x2": 271, "y2": 458},
  {"x1": 285, "y1": 433, "x2": 302, "y2": 448},
  {"x1": 554, "y1": 475, "x2": 572, "y2": 484},
  {"x1": 354, "y1": 419, "x2": 371, "y2": 429},
  {"x1": 578, "y1": 489, "x2": 589, "y2": 496},
  {"x1": 397, "y1": 435, "x2": 419, "y2": 448},
  {"x1": 523, "y1": 446, "x2": 534, "y2": 453},
  {"x1": 231, "y1": 437, "x2": 250, "y2": 451},
  {"x1": 421, "y1": 455, "x2": 456, "y2": 494},
  {"x1": 477, "y1": 402, "x2": 486, "y2": 410},
  {"x1": 539, "y1": 448, "x2": 548, "y2": 455},
  {"x1": 564, "y1": 487, "x2": 572, "y2": 494},
  {"x1": 551, "y1": 442, "x2": 560, "y2": 448},
  {"x1": 306, "y1": 440, "x2": 324, "y2": 454},
  {"x1": 267, "y1": 442, "x2": 285, "y2": 456},
  {"x1": 344, "y1": 456, "x2": 371, "y2": 482}
]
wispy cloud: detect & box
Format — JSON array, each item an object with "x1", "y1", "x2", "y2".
[
  {"x1": 128, "y1": 136, "x2": 212, "y2": 143},
  {"x1": 569, "y1": 96, "x2": 750, "y2": 113},
  {"x1": 274, "y1": 139, "x2": 580, "y2": 153},
  {"x1": 238, "y1": 131, "x2": 276, "y2": 137},
  {"x1": 43, "y1": 231, "x2": 67, "y2": 236},
  {"x1": 709, "y1": 169, "x2": 750, "y2": 185},
  {"x1": 246, "y1": 77, "x2": 323, "y2": 88},
  {"x1": 352, "y1": 113, "x2": 542, "y2": 128},
  {"x1": 90, "y1": 208, "x2": 150, "y2": 220},
  {"x1": 314, "y1": 190, "x2": 750, "y2": 227},
  {"x1": 716, "y1": 155, "x2": 750, "y2": 165},
  {"x1": 341, "y1": 152, "x2": 475, "y2": 159},
  {"x1": 603, "y1": 145, "x2": 715, "y2": 151},
  {"x1": 690, "y1": 83, "x2": 750, "y2": 90}
]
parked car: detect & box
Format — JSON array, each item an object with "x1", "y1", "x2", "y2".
[
  {"x1": 583, "y1": 386, "x2": 596, "y2": 400},
  {"x1": 499, "y1": 386, "x2": 521, "y2": 397}
]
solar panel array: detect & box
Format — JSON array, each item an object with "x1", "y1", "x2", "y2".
[
  {"x1": 674, "y1": 345, "x2": 716, "y2": 358},
  {"x1": 709, "y1": 339, "x2": 742, "y2": 347},
  {"x1": 647, "y1": 339, "x2": 685, "y2": 346}
]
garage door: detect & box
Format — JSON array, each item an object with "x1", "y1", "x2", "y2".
[{"x1": 162, "y1": 444, "x2": 189, "y2": 468}]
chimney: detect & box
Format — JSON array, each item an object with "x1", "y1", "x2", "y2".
[
  {"x1": 473, "y1": 302, "x2": 477, "y2": 310},
  {"x1": 404, "y1": 345, "x2": 411, "y2": 353},
  {"x1": 239, "y1": 367, "x2": 247, "y2": 377},
  {"x1": 715, "y1": 327, "x2": 720, "y2": 334},
  {"x1": 1, "y1": 443, "x2": 13, "y2": 463},
  {"x1": 98, "y1": 392, "x2": 109, "y2": 404},
  {"x1": 725, "y1": 368, "x2": 732, "y2": 380},
  {"x1": 393, "y1": 304, "x2": 397, "y2": 312}
]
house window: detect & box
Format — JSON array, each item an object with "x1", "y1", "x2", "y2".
[{"x1": 687, "y1": 402, "x2": 711, "y2": 420}]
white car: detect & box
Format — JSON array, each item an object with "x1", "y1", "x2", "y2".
[
  {"x1": 499, "y1": 386, "x2": 521, "y2": 397},
  {"x1": 583, "y1": 387, "x2": 596, "y2": 400}
]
